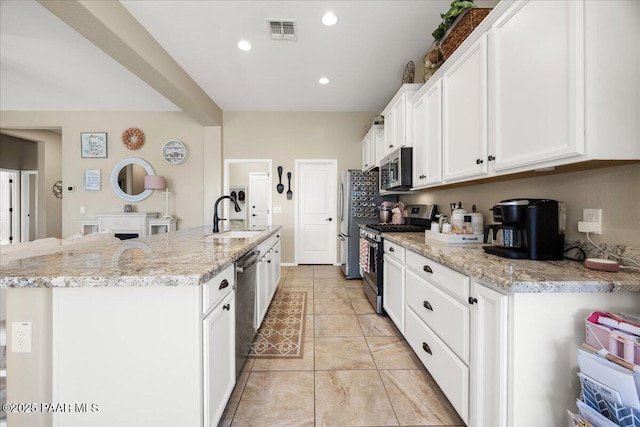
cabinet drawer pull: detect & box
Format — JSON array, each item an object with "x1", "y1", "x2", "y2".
[
  {"x1": 422, "y1": 342, "x2": 432, "y2": 355},
  {"x1": 419, "y1": 174, "x2": 426, "y2": 179},
  {"x1": 468, "y1": 297, "x2": 478, "y2": 305},
  {"x1": 267, "y1": 260, "x2": 271, "y2": 264},
  {"x1": 476, "y1": 158, "x2": 484, "y2": 165},
  {"x1": 423, "y1": 265, "x2": 433, "y2": 273},
  {"x1": 488, "y1": 155, "x2": 496, "y2": 161},
  {"x1": 223, "y1": 304, "x2": 231, "y2": 311},
  {"x1": 389, "y1": 144, "x2": 394, "y2": 148},
  {"x1": 389, "y1": 247, "x2": 395, "y2": 252},
  {"x1": 423, "y1": 300, "x2": 433, "y2": 311},
  {"x1": 219, "y1": 279, "x2": 229, "y2": 290}
]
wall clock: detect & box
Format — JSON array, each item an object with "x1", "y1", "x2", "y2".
[
  {"x1": 161, "y1": 140, "x2": 188, "y2": 165},
  {"x1": 53, "y1": 181, "x2": 63, "y2": 199}
]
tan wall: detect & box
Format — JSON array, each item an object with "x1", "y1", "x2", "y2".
[
  {"x1": 223, "y1": 111, "x2": 375, "y2": 263},
  {"x1": 1, "y1": 111, "x2": 222, "y2": 238},
  {"x1": 400, "y1": 163, "x2": 640, "y2": 247}
]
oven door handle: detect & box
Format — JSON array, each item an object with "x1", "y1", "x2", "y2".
[{"x1": 361, "y1": 238, "x2": 378, "y2": 249}]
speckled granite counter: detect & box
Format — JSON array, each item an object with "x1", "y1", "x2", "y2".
[
  {"x1": 0, "y1": 226, "x2": 281, "y2": 288},
  {"x1": 382, "y1": 232, "x2": 640, "y2": 293}
]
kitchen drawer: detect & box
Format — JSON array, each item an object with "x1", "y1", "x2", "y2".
[
  {"x1": 406, "y1": 269, "x2": 470, "y2": 364},
  {"x1": 384, "y1": 239, "x2": 405, "y2": 263},
  {"x1": 203, "y1": 264, "x2": 235, "y2": 314},
  {"x1": 405, "y1": 250, "x2": 469, "y2": 302},
  {"x1": 405, "y1": 307, "x2": 469, "y2": 424}
]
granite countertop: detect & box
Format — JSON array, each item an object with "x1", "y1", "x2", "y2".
[
  {"x1": 0, "y1": 226, "x2": 281, "y2": 288},
  {"x1": 382, "y1": 232, "x2": 640, "y2": 293}
]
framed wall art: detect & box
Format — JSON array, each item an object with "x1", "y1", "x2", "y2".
[
  {"x1": 81, "y1": 132, "x2": 108, "y2": 158},
  {"x1": 84, "y1": 169, "x2": 101, "y2": 191}
]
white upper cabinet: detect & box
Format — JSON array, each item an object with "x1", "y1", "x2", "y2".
[
  {"x1": 361, "y1": 125, "x2": 382, "y2": 172},
  {"x1": 382, "y1": 84, "x2": 422, "y2": 157},
  {"x1": 442, "y1": 34, "x2": 488, "y2": 182},
  {"x1": 412, "y1": 80, "x2": 443, "y2": 189},
  {"x1": 489, "y1": 0, "x2": 584, "y2": 172}
]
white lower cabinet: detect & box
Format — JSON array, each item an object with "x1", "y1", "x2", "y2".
[
  {"x1": 255, "y1": 235, "x2": 281, "y2": 330},
  {"x1": 405, "y1": 308, "x2": 469, "y2": 424},
  {"x1": 383, "y1": 240, "x2": 406, "y2": 333},
  {"x1": 469, "y1": 280, "x2": 508, "y2": 427},
  {"x1": 203, "y1": 290, "x2": 235, "y2": 427}
]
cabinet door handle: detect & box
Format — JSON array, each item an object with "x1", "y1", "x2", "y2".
[
  {"x1": 468, "y1": 297, "x2": 478, "y2": 305},
  {"x1": 488, "y1": 155, "x2": 496, "y2": 161},
  {"x1": 223, "y1": 304, "x2": 231, "y2": 311},
  {"x1": 389, "y1": 144, "x2": 394, "y2": 148},
  {"x1": 423, "y1": 265, "x2": 433, "y2": 273},
  {"x1": 476, "y1": 158, "x2": 484, "y2": 165},
  {"x1": 389, "y1": 247, "x2": 395, "y2": 252},
  {"x1": 267, "y1": 260, "x2": 271, "y2": 264},
  {"x1": 423, "y1": 300, "x2": 433, "y2": 311},
  {"x1": 364, "y1": 164, "x2": 369, "y2": 167},
  {"x1": 422, "y1": 342, "x2": 432, "y2": 355},
  {"x1": 419, "y1": 174, "x2": 426, "y2": 179},
  {"x1": 219, "y1": 279, "x2": 229, "y2": 290}
]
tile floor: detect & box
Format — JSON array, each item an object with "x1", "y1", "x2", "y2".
[{"x1": 220, "y1": 265, "x2": 464, "y2": 427}]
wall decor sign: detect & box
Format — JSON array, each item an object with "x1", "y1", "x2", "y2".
[
  {"x1": 84, "y1": 169, "x2": 101, "y2": 191},
  {"x1": 81, "y1": 132, "x2": 108, "y2": 158},
  {"x1": 161, "y1": 140, "x2": 188, "y2": 165}
]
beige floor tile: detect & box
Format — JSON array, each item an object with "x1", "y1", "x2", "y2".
[
  {"x1": 314, "y1": 314, "x2": 363, "y2": 337},
  {"x1": 315, "y1": 337, "x2": 376, "y2": 370},
  {"x1": 380, "y1": 369, "x2": 465, "y2": 426},
  {"x1": 218, "y1": 370, "x2": 250, "y2": 427},
  {"x1": 346, "y1": 287, "x2": 367, "y2": 299},
  {"x1": 314, "y1": 277, "x2": 346, "y2": 288},
  {"x1": 350, "y1": 297, "x2": 376, "y2": 314},
  {"x1": 232, "y1": 371, "x2": 315, "y2": 427},
  {"x1": 240, "y1": 357, "x2": 255, "y2": 372},
  {"x1": 314, "y1": 298, "x2": 355, "y2": 315},
  {"x1": 357, "y1": 314, "x2": 402, "y2": 337},
  {"x1": 315, "y1": 370, "x2": 399, "y2": 426},
  {"x1": 283, "y1": 278, "x2": 314, "y2": 288},
  {"x1": 366, "y1": 337, "x2": 423, "y2": 370},
  {"x1": 314, "y1": 287, "x2": 349, "y2": 300},
  {"x1": 343, "y1": 279, "x2": 365, "y2": 289}
]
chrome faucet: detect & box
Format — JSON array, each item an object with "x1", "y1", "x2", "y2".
[{"x1": 213, "y1": 195, "x2": 241, "y2": 233}]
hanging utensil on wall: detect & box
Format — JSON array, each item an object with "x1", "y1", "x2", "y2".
[
  {"x1": 287, "y1": 172, "x2": 293, "y2": 200},
  {"x1": 276, "y1": 166, "x2": 284, "y2": 194}
]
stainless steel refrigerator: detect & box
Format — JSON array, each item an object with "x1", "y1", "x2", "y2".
[{"x1": 338, "y1": 170, "x2": 396, "y2": 279}]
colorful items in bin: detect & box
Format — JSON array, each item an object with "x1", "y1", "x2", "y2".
[{"x1": 586, "y1": 312, "x2": 640, "y2": 365}]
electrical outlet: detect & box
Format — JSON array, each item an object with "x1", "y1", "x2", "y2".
[
  {"x1": 578, "y1": 208, "x2": 602, "y2": 234},
  {"x1": 12, "y1": 321, "x2": 32, "y2": 353}
]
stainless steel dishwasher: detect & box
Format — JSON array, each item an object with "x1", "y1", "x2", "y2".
[{"x1": 235, "y1": 249, "x2": 259, "y2": 377}]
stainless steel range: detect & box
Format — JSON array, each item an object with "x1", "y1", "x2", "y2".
[{"x1": 359, "y1": 205, "x2": 437, "y2": 314}]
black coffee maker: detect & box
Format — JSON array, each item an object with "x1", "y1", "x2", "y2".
[{"x1": 483, "y1": 199, "x2": 566, "y2": 260}]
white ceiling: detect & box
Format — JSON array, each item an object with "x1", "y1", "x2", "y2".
[{"x1": 1, "y1": 0, "x2": 452, "y2": 113}]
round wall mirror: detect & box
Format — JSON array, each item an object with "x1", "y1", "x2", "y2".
[{"x1": 110, "y1": 158, "x2": 155, "y2": 202}]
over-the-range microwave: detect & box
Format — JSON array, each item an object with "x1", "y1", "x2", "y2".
[{"x1": 380, "y1": 147, "x2": 412, "y2": 191}]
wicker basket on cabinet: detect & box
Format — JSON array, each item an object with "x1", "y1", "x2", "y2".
[{"x1": 440, "y1": 8, "x2": 492, "y2": 59}]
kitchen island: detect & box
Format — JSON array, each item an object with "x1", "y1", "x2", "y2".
[
  {"x1": 381, "y1": 232, "x2": 640, "y2": 427},
  {"x1": 0, "y1": 226, "x2": 281, "y2": 427}
]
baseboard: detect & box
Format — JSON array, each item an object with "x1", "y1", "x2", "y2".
[{"x1": 281, "y1": 263, "x2": 298, "y2": 267}]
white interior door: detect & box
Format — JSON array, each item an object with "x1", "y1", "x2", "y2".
[
  {"x1": 295, "y1": 160, "x2": 337, "y2": 264},
  {"x1": 249, "y1": 172, "x2": 269, "y2": 229},
  {"x1": 0, "y1": 170, "x2": 19, "y2": 245},
  {"x1": 21, "y1": 170, "x2": 38, "y2": 242}
]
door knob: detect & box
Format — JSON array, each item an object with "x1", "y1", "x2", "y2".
[{"x1": 326, "y1": 218, "x2": 333, "y2": 221}]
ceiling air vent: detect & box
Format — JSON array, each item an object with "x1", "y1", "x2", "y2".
[{"x1": 268, "y1": 19, "x2": 296, "y2": 41}]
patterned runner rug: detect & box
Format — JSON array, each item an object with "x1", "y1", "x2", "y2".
[{"x1": 249, "y1": 291, "x2": 307, "y2": 358}]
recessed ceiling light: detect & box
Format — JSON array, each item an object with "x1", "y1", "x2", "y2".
[
  {"x1": 319, "y1": 77, "x2": 330, "y2": 85},
  {"x1": 322, "y1": 12, "x2": 338, "y2": 26},
  {"x1": 237, "y1": 40, "x2": 252, "y2": 51}
]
